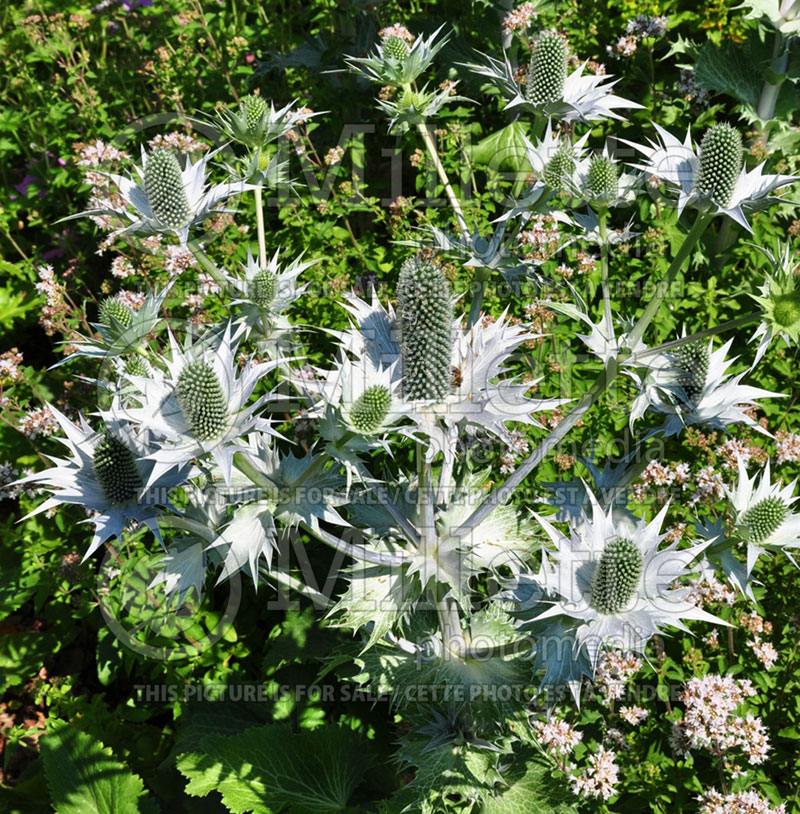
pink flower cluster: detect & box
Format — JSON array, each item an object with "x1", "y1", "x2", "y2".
[
  {"x1": 674, "y1": 675, "x2": 771, "y2": 766},
  {"x1": 570, "y1": 745, "x2": 619, "y2": 800},
  {"x1": 699, "y1": 789, "x2": 785, "y2": 814},
  {"x1": 595, "y1": 651, "x2": 642, "y2": 703},
  {"x1": 532, "y1": 715, "x2": 582, "y2": 755},
  {"x1": 501, "y1": 3, "x2": 539, "y2": 33},
  {"x1": 0, "y1": 349, "x2": 24, "y2": 383},
  {"x1": 378, "y1": 23, "x2": 414, "y2": 43},
  {"x1": 20, "y1": 406, "x2": 58, "y2": 438},
  {"x1": 776, "y1": 431, "x2": 800, "y2": 464}
]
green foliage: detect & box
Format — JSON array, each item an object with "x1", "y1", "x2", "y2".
[
  {"x1": 177, "y1": 724, "x2": 375, "y2": 813},
  {"x1": 40, "y1": 719, "x2": 156, "y2": 814}
]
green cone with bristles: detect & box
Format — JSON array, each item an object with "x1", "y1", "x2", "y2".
[
  {"x1": 590, "y1": 537, "x2": 643, "y2": 615},
  {"x1": 240, "y1": 94, "x2": 268, "y2": 134},
  {"x1": 144, "y1": 148, "x2": 191, "y2": 229},
  {"x1": 741, "y1": 497, "x2": 787, "y2": 544},
  {"x1": 349, "y1": 385, "x2": 391, "y2": 433},
  {"x1": 175, "y1": 361, "x2": 229, "y2": 441},
  {"x1": 397, "y1": 256, "x2": 453, "y2": 402},
  {"x1": 588, "y1": 156, "x2": 618, "y2": 200},
  {"x1": 694, "y1": 123, "x2": 742, "y2": 208},
  {"x1": 251, "y1": 269, "x2": 277, "y2": 308},
  {"x1": 92, "y1": 433, "x2": 143, "y2": 504},
  {"x1": 124, "y1": 356, "x2": 150, "y2": 377},
  {"x1": 673, "y1": 341, "x2": 709, "y2": 405},
  {"x1": 525, "y1": 30, "x2": 568, "y2": 106},
  {"x1": 99, "y1": 298, "x2": 133, "y2": 329},
  {"x1": 543, "y1": 146, "x2": 575, "y2": 191},
  {"x1": 383, "y1": 36, "x2": 409, "y2": 60}
]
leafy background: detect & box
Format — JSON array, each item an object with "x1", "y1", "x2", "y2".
[{"x1": 1, "y1": 0, "x2": 799, "y2": 812}]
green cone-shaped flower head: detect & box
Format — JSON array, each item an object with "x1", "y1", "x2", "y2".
[
  {"x1": 98, "y1": 298, "x2": 133, "y2": 329},
  {"x1": 397, "y1": 256, "x2": 453, "y2": 401},
  {"x1": 175, "y1": 360, "x2": 229, "y2": 441},
  {"x1": 124, "y1": 356, "x2": 150, "y2": 377},
  {"x1": 588, "y1": 155, "x2": 618, "y2": 200},
  {"x1": 694, "y1": 123, "x2": 742, "y2": 208},
  {"x1": 349, "y1": 385, "x2": 391, "y2": 433},
  {"x1": 543, "y1": 146, "x2": 575, "y2": 191},
  {"x1": 591, "y1": 537, "x2": 643, "y2": 614},
  {"x1": 383, "y1": 36, "x2": 409, "y2": 61},
  {"x1": 525, "y1": 30, "x2": 568, "y2": 106},
  {"x1": 144, "y1": 148, "x2": 192, "y2": 229},
  {"x1": 93, "y1": 433, "x2": 143, "y2": 504},
  {"x1": 240, "y1": 94, "x2": 269, "y2": 134},
  {"x1": 741, "y1": 496, "x2": 787, "y2": 544},
  {"x1": 251, "y1": 268, "x2": 277, "y2": 308},
  {"x1": 673, "y1": 341, "x2": 709, "y2": 404}
]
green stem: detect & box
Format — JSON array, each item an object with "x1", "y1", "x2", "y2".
[
  {"x1": 301, "y1": 521, "x2": 411, "y2": 567},
  {"x1": 631, "y1": 313, "x2": 760, "y2": 361},
  {"x1": 468, "y1": 266, "x2": 491, "y2": 329},
  {"x1": 417, "y1": 122, "x2": 470, "y2": 240},
  {"x1": 757, "y1": 31, "x2": 787, "y2": 126},
  {"x1": 187, "y1": 240, "x2": 229, "y2": 291},
  {"x1": 232, "y1": 451, "x2": 280, "y2": 499},
  {"x1": 598, "y1": 209, "x2": 613, "y2": 342},
  {"x1": 418, "y1": 442, "x2": 463, "y2": 656},
  {"x1": 254, "y1": 186, "x2": 267, "y2": 268},
  {"x1": 627, "y1": 213, "x2": 713, "y2": 347}
]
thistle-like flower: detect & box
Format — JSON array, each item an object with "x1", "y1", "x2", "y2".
[
  {"x1": 726, "y1": 457, "x2": 800, "y2": 576},
  {"x1": 532, "y1": 491, "x2": 722, "y2": 667},
  {"x1": 622, "y1": 123, "x2": 799, "y2": 231},
  {"x1": 109, "y1": 324, "x2": 280, "y2": 484},
  {"x1": 463, "y1": 42, "x2": 642, "y2": 123},
  {"x1": 16, "y1": 408, "x2": 191, "y2": 559},
  {"x1": 222, "y1": 247, "x2": 315, "y2": 344},
  {"x1": 396, "y1": 256, "x2": 454, "y2": 402},
  {"x1": 750, "y1": 243, "x2": 800, "y2": 364},
  {"x1": 53, "y1": 286, "x2": 171, "y2": 367},
  {"x1": 214, "y1": 96, "x2": 309, "y2": 151},
  {"x1": 67, "y1": 145, "x2": 252, "y2": 245},
  {"x1": 331, "y1": 267, "x2": 565, "y2": 461},
  {"x1": 627, "y1": 337, "x2": 782, "y2": 436},
  {"x1": 344, "y1": 24, "x2": 449, "y2": 87}
]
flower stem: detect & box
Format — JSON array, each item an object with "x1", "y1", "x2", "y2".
[
  {"x1": 630, "y1": 313, "x2": 760, "y2": 361},
  {"x1": 301, "y1": 521, "x2": 411, "y2": 567},
  {"x1": 757, "y1": 32, "x2": 788, "y2": 126},
  {"x1": 232, "y1": 450, "x2": 280, "y2": 499},
  {"x1": 627, "y1": 213, "x2": 713, "y2": 347},
  {"x1": 468, "y1": 266, "x2": 491, "y2": 329},
  {"x1": 598, "y1": 209, "x2": 613, "y2": 341},
  {"x1": 187, "y1": 240, "x2": 229, "y2": 291},
  {"x1": 254, "y1": 186, "x2": 267, "y2": 268},
  {"x1": 417, "y1": 123, "x2": 470, "y2": 240}
]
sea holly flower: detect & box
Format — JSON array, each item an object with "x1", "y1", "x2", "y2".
[
  {"x1": 333, "y1": 258, "x2": 565, "y2": 462},
  {"x1": 627, "y1": 337, "x2": 782, "y2": 436},
  {"x1": 109, "y1": 324, "x2": 281, "y2": 485},
  {"x1": 223, "y1": 246, "x2": 315, "y2": 344},
  {"x1": 214, "y1": 96, "x2": 310, "y2": 151},
  {"x1": 726, "y1": 457, "x2": 800, "y2": 576},
  {"x1": 377, "y1": 81, "x2": 469, "y2": 133},
  {"x1": 622, "y1": 122, "x2": 799, "y2": 231},
  {"x1": 531, "y1": 491, "x2": 722, "y2": 667},
  {"x1": 66, "y1": 145, "x2": 252, "y2": 245},
  {"x1": 463, "y1": 38, "x2": 642, "y2": 123},
  {"x1": 15, "y1": 408, "x2": 192, "y2": 559},
  {"x1": 344, "y1": 24, "x2": 449, "y2": 87},
  {"x1": 750, "y1": 243, "x2": 800, "y2": 364},
  {"x1": 54, "y1": 285, "x2": 172, "y2": 366}
]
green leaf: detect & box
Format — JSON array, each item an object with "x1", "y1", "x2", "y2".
[
  {"x1": 694, "y1": 40, "x2": 764, "y2": 109},
  {"x1": 483, "y1": 752, "x2": 578, "y2": 814},
  {"x1": 471, "y1": 121, "x2": 530, "y2": 173},
  {"x1": 177, "y1": 723, "x2": 373, "y2": 813},
  {"x1": 40, "y1": 719, "x2": 153, "y2": 814},
  {"x1": 0, "y1": 289, "x2": 35, "y2": 331}
]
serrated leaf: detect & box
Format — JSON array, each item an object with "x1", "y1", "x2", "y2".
[
  {"x1": 40, "y1": 719, "x2": 152, "y2": 814},
  {"x1": 483, "y1": 752, "x2": 578, "y2": 814},
  {"x1": 177, "y1": 723, "x2": 373, "y2": 813},
  {"x1": 694, "y1": 40, "x2": 764, "y2": 109}
]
